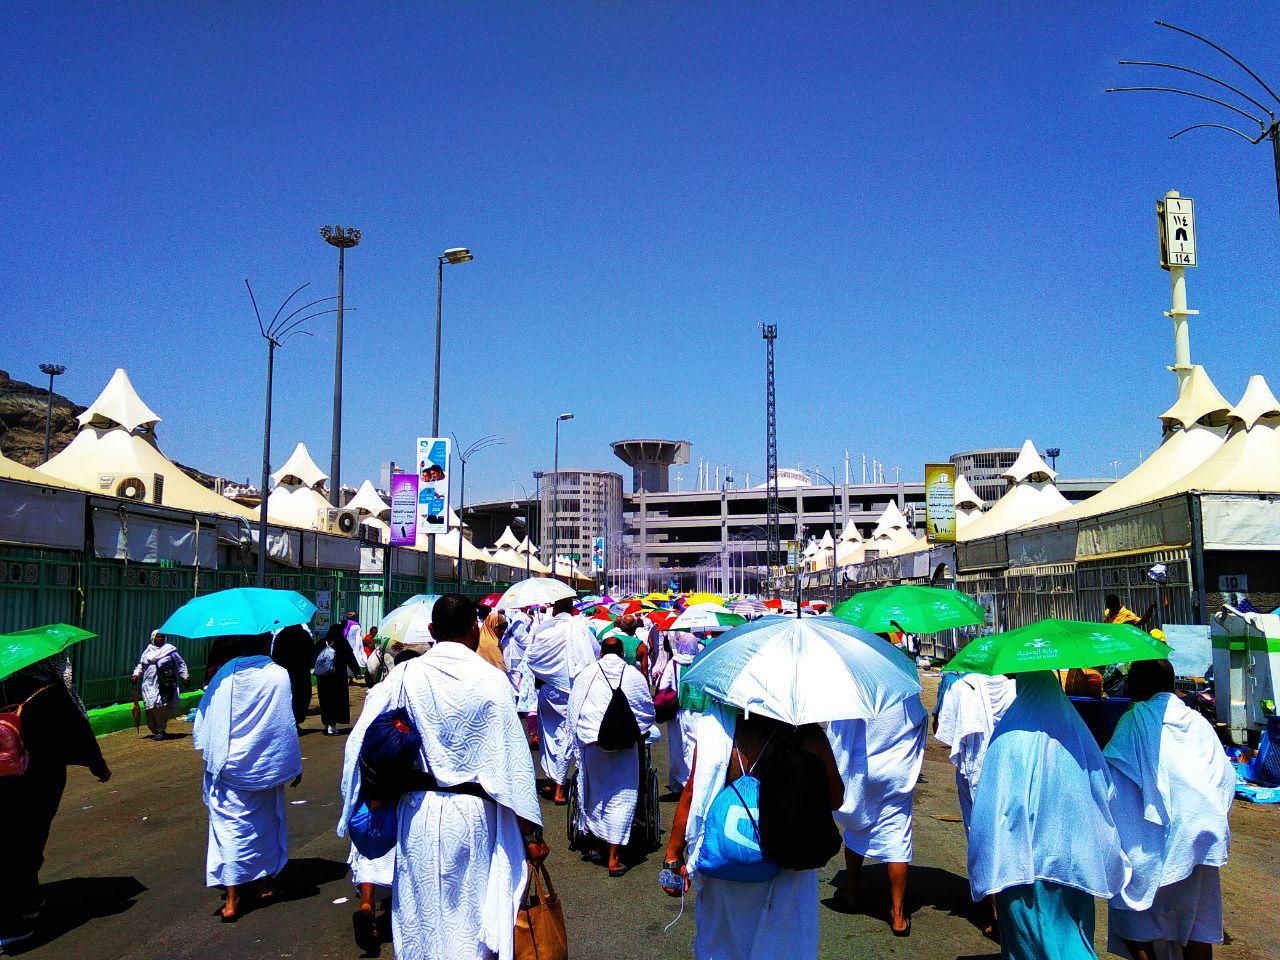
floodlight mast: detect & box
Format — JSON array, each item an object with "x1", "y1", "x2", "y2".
[{"x1": 1108, "y1": 20, "x2": 1280, "y2": 226}]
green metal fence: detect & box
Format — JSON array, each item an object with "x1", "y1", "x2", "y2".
[{"x1": 0, "y1": 544, "x2": 512, "y2": 710}]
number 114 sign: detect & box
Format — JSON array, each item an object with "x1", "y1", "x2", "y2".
[{"x1": 1158, "y1": 195, "x2": 1196, "y2": 270}]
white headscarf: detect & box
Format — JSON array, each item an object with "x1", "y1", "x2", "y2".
[{"x1": 966, "y1": 671, "x2": 1129, "y2": 900}]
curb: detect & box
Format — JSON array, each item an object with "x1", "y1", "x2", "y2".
[{"x1": 88, "y1": 691, "x2": 205, "y2": 737}]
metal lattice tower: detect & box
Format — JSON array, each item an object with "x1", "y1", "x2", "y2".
[{"x1": 761, "y1": 324, "x2": 780, "y2": 573}]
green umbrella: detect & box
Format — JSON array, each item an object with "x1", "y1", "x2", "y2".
[
  {"x1": 833, "y1": 585, "x2": 986, "y2": 635},
  {"x1": 0, "y1": 624, "x2": 95, "y2": 682},
  {"x1": 943, "y1": 618, "x2": 1168, "y2": 676}
]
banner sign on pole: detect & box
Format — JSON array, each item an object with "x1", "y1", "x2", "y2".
[
  {"x1": 924, "y1": 462, "x2": 957, "y2": 543},
  {"x1": 389, "y1": 473, "x2": 419, "y2": 546},
  {"x1": 591, "y1": 536, "x2": 605, "y2": 574},
  {"x1": 415, "y1": 437, "x2": 451, "y2": 536}
]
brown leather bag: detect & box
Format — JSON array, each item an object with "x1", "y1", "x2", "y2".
[{"x1": 514, "y1": 861, "x2": 567, "y2": 960}]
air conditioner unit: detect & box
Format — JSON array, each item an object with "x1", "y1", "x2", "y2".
[
  {"x1": 317, "y1": 507, "x2": 360, "y2": 536},
  {"x1": 115, "y1": 476, "x2": 148, "y2": 501}
]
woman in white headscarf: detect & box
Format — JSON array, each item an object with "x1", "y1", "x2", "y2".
[
  {"x1": 131, "y1": 630, "x2": 189, "y2": 739},
  {"x1": 1104, "y1": 658, "x2": 1233, "y2": 960},
  {"x1": 968, "y1": 670, "x2": 1128, "y2": 959}
]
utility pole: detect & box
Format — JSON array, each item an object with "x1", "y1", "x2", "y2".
[
  {"x1": 38, "y1": 363, "x2": 66, "y2": 463},
  {"x1": 1157, "y1": 190, "x2": 1199, "y2": 393},
  {"x1": 761, "y1": 324, "x2": 780, "y2": 587}
]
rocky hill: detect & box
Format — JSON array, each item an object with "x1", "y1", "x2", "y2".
[{"x1": 0, "y1": 368, "x2": 226, "y2": 488}]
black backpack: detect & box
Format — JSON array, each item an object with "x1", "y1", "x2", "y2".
[
  {"x1": 754, "y1": 727, "x2": 841, "y2": 871},
  {"x1": 156, "y1": 655, "x2": 180, "y2": 693},
  {"x1": 595, "y1": 666, "x2": 641, "y2": 752}
]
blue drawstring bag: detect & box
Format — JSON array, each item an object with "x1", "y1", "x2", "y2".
[
  {"x1": 350, "y1": 705, "x2": 421, "y2": 858},
  {"x1": 349, "y1": 797, "x2": 398, "y2": 859},
  {"x1": 694, "y1": 774, "x2": 780, "y2": 882}
]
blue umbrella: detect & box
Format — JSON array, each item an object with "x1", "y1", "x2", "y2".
[
  {"x1": 680, "y1": 615, "x2": 920, "y2": 725},
  {"x1": 159, "y1": 587, "x2": 316, "y2": 639}
]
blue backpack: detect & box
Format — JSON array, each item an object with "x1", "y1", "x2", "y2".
[{"x1": 694, "y1": 773, "x2": 781, "y2": 882}]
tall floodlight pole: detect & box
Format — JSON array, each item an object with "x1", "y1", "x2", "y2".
[
  {"x1": 453, "y1": 434, "x2": 504, "y2": 585},
  {"x1": 550, "y1": 414, "x2": 574, "y2": 582},
  {"x1": 760, "y1": 324, "x2": 780, "y2": 592},
  {"x1": 246, "y1": 280, "x2": 337, "y2": 586},
  {"x1": 1108, "y1": 20, "x2": 1280, "y2": 228},
  {"x1": 426, "y1": 247, "x2": 473, "y2": 594},
  {"x1": 38, "y1": 363, "x2": 66, "y2": 463},
  {"x1": 320, "y1": 225, "x2": 360, "y2": 506}
]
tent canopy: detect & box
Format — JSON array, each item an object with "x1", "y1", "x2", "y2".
[
  {"x1": 346, "y1": 479, "x2": 390, "y2": 517},
  {"x1": 494, "y1": 526, "x2": 522, "y2": 550},
  {"x1": 1003, "y1": 438, "x2": 1056, "y2": 483},
  {"x1": 76, "y1": 368, "x2": 160, "y2": 433},
  {"x1": 273, "y1": 442, "x2": 328, "y2": 490}
]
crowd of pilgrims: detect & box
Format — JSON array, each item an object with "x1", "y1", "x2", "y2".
[{"x1": 0, "y1": 594, "x2": 1235, "y2": 960}]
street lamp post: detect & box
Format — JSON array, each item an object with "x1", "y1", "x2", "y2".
[
  {"x1": 38, "y1": 363, "x2": 66, "y2": 463},
  {"x1": 453, "y1": 435, "x2": 503, "y2": 586},
  {"x1": 1108, "y1": 20, "x2": 1280, "y2": 227},
  {"x1": 427, "y1": 247, "x2": 473, "y2": 594},
  {"x1": 550, "y1": 413, "x2": 574, "y2": 583},
  {"x1": 246, "y1": 280, "x2": 336, "y2": 586},
  {"x1": 320, "y1": 224, "x2": 360, "y2": 507},
  {"x1": 811, "y1": 469, "x2": 840, "y2": 608}
]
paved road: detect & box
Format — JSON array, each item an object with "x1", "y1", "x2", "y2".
[{"x1": 18, "y1": 677, "x2": 1277, "y2": 960}]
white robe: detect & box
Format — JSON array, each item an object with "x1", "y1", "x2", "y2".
[
  {"x1": 828, "y1": 694, "x2": 927, "y2": 862},
  {"x1": 194, "y1": 655, "x2": 302, "y2": 888},
  {"x1": 133, "y1": 641, "x2": 189, "y2": 709},
  {"x1": 526, "y1": 613, "x2": 599, "y2": 784},
  {"x1": 338, "y1": 642, "x2": 541, "y2": 960},
  {"x1": 685, "y1": 704, "x2": 817, "y2": 960},
  {"x1": 567, "y1": 655, "x2": 655, "y2": 845},
  {"x1": 933, "y1": 673, "x2": 1015, "y2": 832},
  {"x1": 657, "y1": 655, "x2": 696, "y2": 791},
  {"x1": 1105, "y1": 692, "x2": 1233, "y2": 953}
]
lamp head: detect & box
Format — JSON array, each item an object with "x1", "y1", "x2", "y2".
[
  {"x1": 321, "y1": 224, "x2": 361, "y2": 248},
  {"x1": 441, "y1": 247, "x2": 473, "y2": 265},
  {"x1": 558, "y1": 413, "x2": 575, "y2": 422},
  {"x1": 39, "y1": 363, "x2": 67, "y2": 377}
]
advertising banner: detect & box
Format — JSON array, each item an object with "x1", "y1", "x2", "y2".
[
  {"x1": 924, "y1": 462, "x2": 957, "y2": 543},
  {"x1": 389, "y1": 473, "x2": 419, "y2": 546},
  {"x1": 591, "y1": 536, "x2": 605, "y2": 573},
  {"x1": 415, "y1": 437, "x2": 451, "y2": 536}
]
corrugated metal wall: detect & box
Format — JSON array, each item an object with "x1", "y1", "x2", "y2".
[{"x1": 0, "y1": 544, "x2": 515, "y2": 710}]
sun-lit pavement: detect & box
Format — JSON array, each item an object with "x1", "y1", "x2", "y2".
[{"x1": 18, "y1": 677, "x2": 1277, "y2": 960}]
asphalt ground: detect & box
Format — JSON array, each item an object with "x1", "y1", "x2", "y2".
[{"x1": 15, "y1": 675, "x2": 1278, "y2": 960}]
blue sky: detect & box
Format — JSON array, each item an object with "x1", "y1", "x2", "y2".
[{"x1": 4, "y1": 3, "x2": 1277, "y2": 501}]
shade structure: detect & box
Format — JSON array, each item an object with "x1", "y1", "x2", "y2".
[
  {"x1": 680, "y1": 616, "x2": 921, "y2": 725},
  {"x1": 958, "y1": 439, "x2": 1069, "y2": 541},
  {"x1": 833, "y1": 586, "x2": 986, "y2": 635},
  {"x1": 160, "y1": 588, "x2": 316, "y2": 639},
  {"x1": 944, "y1": 619, "x2": 1168, "y2": 675},
  {"x1": 495, "y1": 577, "x2": 576, "y2": 610},
  {"x1": 494, "y1": 526, "x2": 523, "y2": 551},
  {"x1": 671, "y1": 606, "x2": 746, "y2": 632},
  {"x1": 0, "y1": 452, "x2": 81, "y2": 490},
  {"x1": 729, "y1": 598, "x2": 768, "y2": 616},
  {"x1": 0, "y1": 624, "x2": 95, "y2": 681},
  {"x1": 346, "y1": 479, "x2": 390, "y2": 518}
]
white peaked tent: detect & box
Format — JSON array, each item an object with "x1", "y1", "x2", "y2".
[
  {"x1": 347, "y1": 479, "x2": 391, "y2": 543},
  {"x1": 40, "y1": 368, "x2": 255, "y2": 519},
  {"x1": 267, "y1": 442, "x2": 332, "y2": 530},
  {"x1": 1031, "y1": 365, "x2": 1232, "y2": 527},
  {"x1": 517, "y1": 538, "x2": 553, "y2": 575},
  {"x1": 838, "y1": 519, "x2": 863, "y2": 543},
  {"x1": 959, "y1": 439, "x2": 1068, "y2": 541},
  {"x1": 869, "y1": 500, "x2": 922, "y2": 553},
  {"x1": 0, "y1": 451, "x2": 80, "y2": 489},
  {"x1": 494, "y1": 526, "x2": 522, "y2": 551},
  {"x1": 1147, "y1": 374, "x2": 1280, "y2": 499},
  {"x1": 955, "y1": 474, "x2": 985, "y2": 531}
]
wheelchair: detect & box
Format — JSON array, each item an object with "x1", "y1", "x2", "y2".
[{"x1": 566, "y1": 740, "x2": 663, "y2": 854}]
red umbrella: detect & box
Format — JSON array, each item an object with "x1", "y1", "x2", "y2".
[
  {"x1": 480, "y1": 593, "x2": 503, "y2": 609},
  {"x1": 648, "y1": 611, "x2": 678, "y2": 630},
  {"x1": 763, "y1": 598, "x2": 783, "y2": 610}
]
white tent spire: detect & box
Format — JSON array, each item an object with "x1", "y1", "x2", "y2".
[
  {"x1": 1226, "y1": 374, "x2": 1280, "y2": 431},
  {"x1": 954, "y1": 473, "x2": 984, "y2": 509},
  {"x1": 1003, "y1": 439, "x2": 1056, "y2": 483},
  {"x1": 272, "y1": 442, "x2": 328, "y2": 490},
  {"x1": 76, "y1": 368, "x2": 161, "y2": 433},
  {"x1": 1158, "y1": 364, "x2": 1232, "y2": 432},
  {"x1": 494, "y1": 526, "x2": 522, "y2": 550},
  {"x1": 837, "y1": 519, "x2": 863, "y2": 543},
  {"x1": 346, "y1": 479, "x2": 390, "y2": 517}
]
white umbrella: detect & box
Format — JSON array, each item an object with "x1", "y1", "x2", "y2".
[
  {"x1": 680, "y1": 616, "x2": 921, "y2": 725},
  {"x1": 377, "y1": 599, "x2": 440, "y2": 648},
  {"x1": 495, "y1": 577, "x2": 576, "y2": 611},
  {"x1": 670, "y1": 605, "x2": 747, "y2": 632}
]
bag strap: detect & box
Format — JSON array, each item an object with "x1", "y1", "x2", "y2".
[
  {"x1": 523, "y1": 860, "x2": 558, "y2": 908},
  {"x1": 727, "y1": 778, "x2": 763, "y2": 843},
  {"x1": 3, "y1": 684, "x2": 54, "y2": 716}
]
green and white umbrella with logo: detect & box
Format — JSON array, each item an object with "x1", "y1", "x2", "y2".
[{"x1": 943, "y1": 618, "x2": 1167, "y2": 676}]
